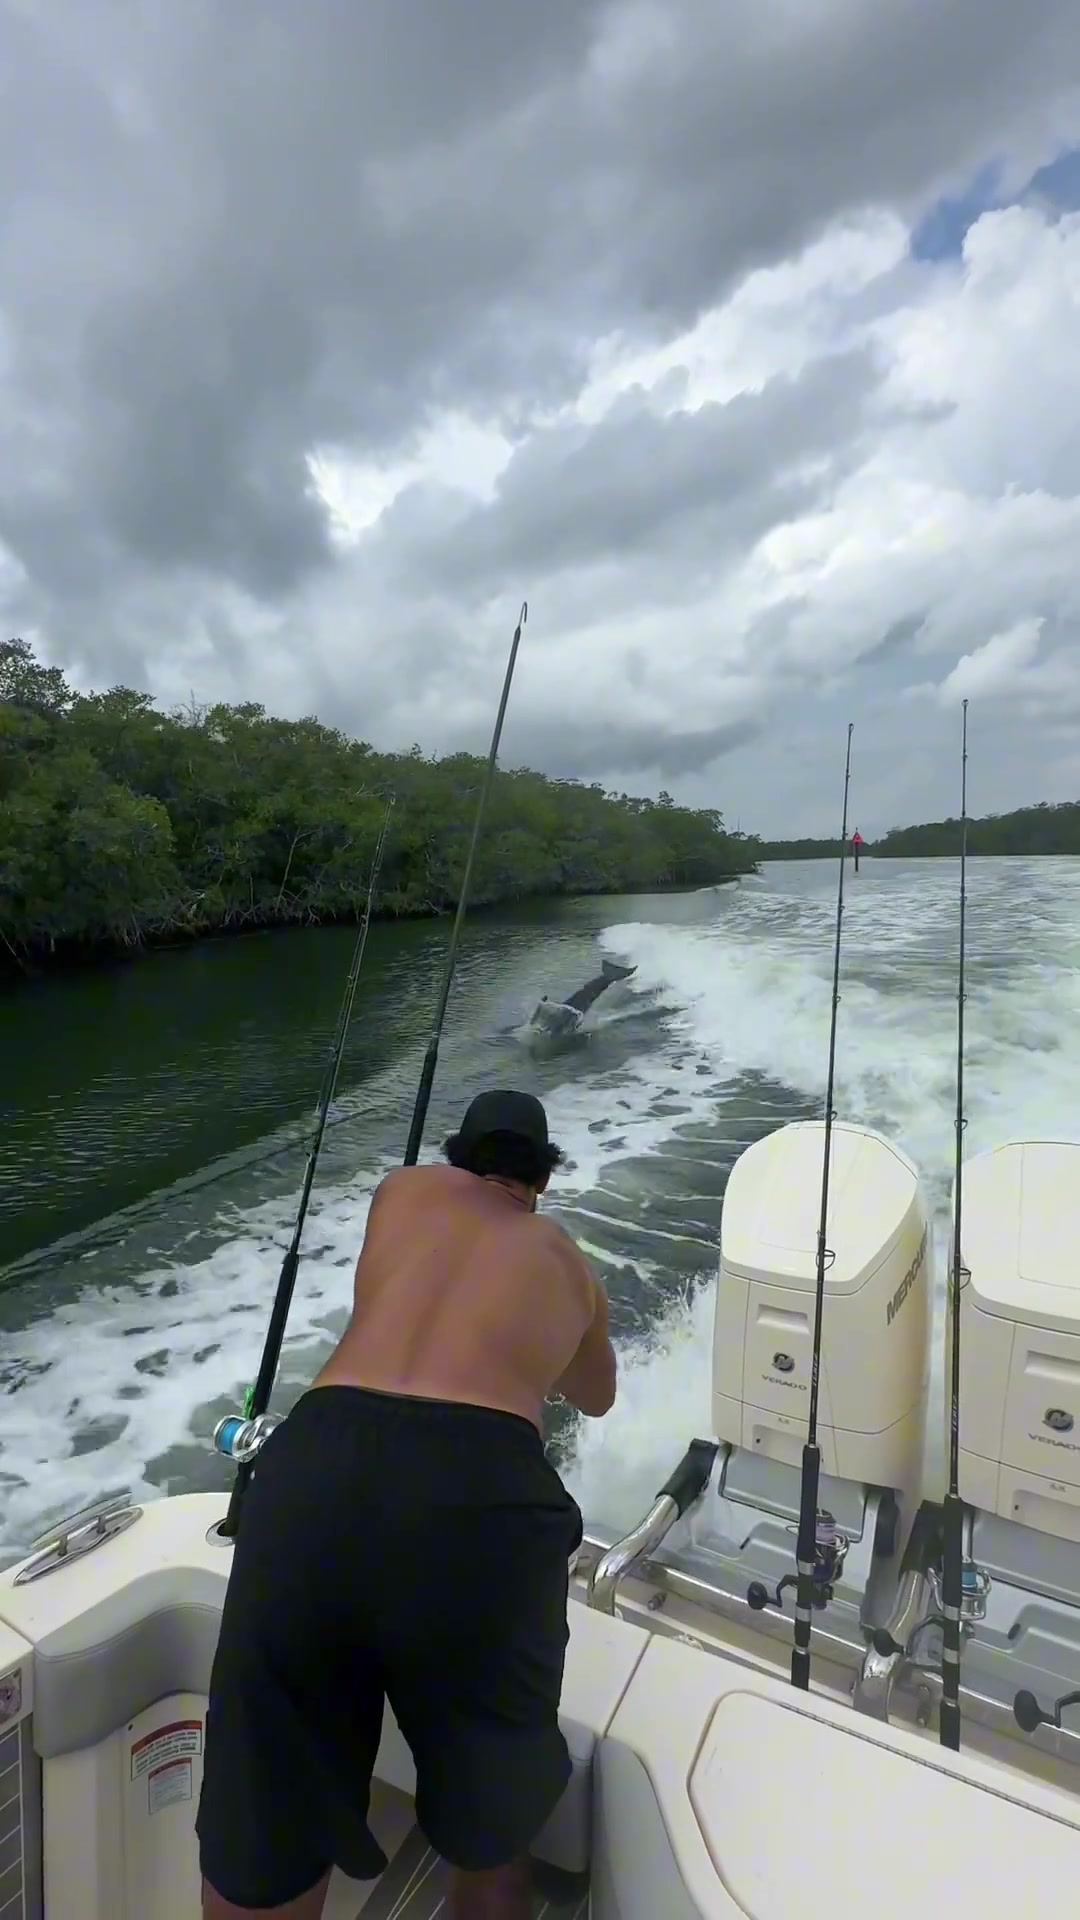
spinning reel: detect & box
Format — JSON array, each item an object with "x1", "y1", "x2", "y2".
[{"x1": 747, "y1": 1509, "x2": 851, "y2": 1615}]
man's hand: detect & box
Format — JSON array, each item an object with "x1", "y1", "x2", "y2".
[{"x1": 554, "y1": 1278, "x2": 617, "y2": 1418}]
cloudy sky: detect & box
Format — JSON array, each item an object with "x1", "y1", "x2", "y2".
[{"x1": 3, "y1": 2, "x2": 1080, "y2": 835}]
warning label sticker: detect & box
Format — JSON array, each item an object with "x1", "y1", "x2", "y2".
[
  {"x1": 130, "y1": 1718, "x2": 203, "y2": 1780},
  {"x1": 148, "y1": 1757, "x2": 192, "y2": 1816}
]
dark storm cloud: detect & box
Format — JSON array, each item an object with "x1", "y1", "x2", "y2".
[
  {"x1": 0, "y1": 0, "x2": 608, "y2": 606},
  {"x1": 391, "y1": 349, "x2": 880, "y2": 599},
  {"x1": 869, "y1": 613, "x2": 930, "y2": 662},
  {"x1": 0, "y1": 0, "x2": 1076, "y2": 622},
  {"x1": 507, "y1": 714, "x2": 763, "y2": 783}
]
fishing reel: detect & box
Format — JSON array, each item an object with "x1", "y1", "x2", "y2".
[
  {"x1": 871, "y1": 1557, "x2": 991, "y2": 1661},
  {"x1": 213, "y1": 1412, "x2": 282, "y2": 1465},
  {"x1": 928, "y1": 1557, "x2": 991, "y2": 1623},
  {"x1": 746, "y1": 1510, "x2": 851, "y2": 1615}
]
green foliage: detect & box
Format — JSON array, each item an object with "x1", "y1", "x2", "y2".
[
  {"x1": 0, "y1": 638, "x2": 758, "y2": 970},
  {"x1": 874, "y1": 802, "x2": 1080, "y2": 858},
  {"x1": 758, "y1": 803, "x2": 1080, "y2": 861},
  {"x1": 755, "y1": 834, "x2": 846, "y2": 860}
]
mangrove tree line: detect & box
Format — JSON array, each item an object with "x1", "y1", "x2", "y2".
[
  {"x1": 873, "y1": 803, "x2": 1080, "y2": 857},
  {"x1": 0, "y1": 638, "x2": 759, "y2": 971},
  {"x1": 756, "y1": 802, "x2": 1080, "y2": 861}
]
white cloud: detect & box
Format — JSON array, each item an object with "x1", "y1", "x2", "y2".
[
  {"x1": 577, "y1": 212, "x2": 912, "y2": 421},
  {"x1": 310, "y1": 414, "x2": 514, "y2": 545},
  {"x1": 937, "y1": 618, "x2": 1045, "y2": 705},
  {"x1": 310, "y1": 197, "x2": 1080, "y2": 827}
]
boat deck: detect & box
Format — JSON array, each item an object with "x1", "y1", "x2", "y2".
[{"x1": 326, "y1": 1782, "x2": 589, "y2": 1919}]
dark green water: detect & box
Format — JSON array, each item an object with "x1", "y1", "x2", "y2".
[
  {"x1": 3, "y1": 911, "x2": 454, "y2": 1265},
  {"x1": 1, "y1": 889, "x2": 731, "y2": 1270}
]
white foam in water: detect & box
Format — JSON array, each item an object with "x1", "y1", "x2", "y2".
[
  {"x1": 3, "y1": 858, "x2": 1080, "y2": 1553},
  {"x1": 0, "y1": 1060, "x2": 716, "y2": 1553},
  {"x1": 561, "y1": 1284, "x2": 716, "y2": 1533},
  {"x1": 562, "y1": 858, "x2": 1080, "y2": 1528},
  {"x1": 0, "y1": 1181, "x2": 379, "y2": 1551},
  {"x1": 606, "y1": 863, "x2": 1080, "y2": 1180}
]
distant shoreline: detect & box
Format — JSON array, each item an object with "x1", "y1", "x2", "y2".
[
  {"x1": 754, "y1": 797, "x2": 1080, "y2": 861},
  {"x1": 1, "y1": 872, "x2": 749, "y2": 989},
  {"x1": 755, "y1": 849, "x2": 1079, "y2": 862}
]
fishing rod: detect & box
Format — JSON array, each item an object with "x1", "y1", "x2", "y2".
[
  {"x1": 791, "y1": 720, "x2": 854, "y2": 1692},
  {"x1": 217, "y1": 791, "x2": 396, "y2": 1537},
  {"x1": 402, "y1": 599, "x2": 527, "y2": 1164},
  {"x1": 940, "y1": 696, "x2": 970, "y2": 1751}
]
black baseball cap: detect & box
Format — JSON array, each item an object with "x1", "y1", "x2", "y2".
[{"x1": 457, "y1": 1089, "x2": 550, "y2": 1150}]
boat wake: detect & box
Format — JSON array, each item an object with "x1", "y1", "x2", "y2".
[
  {"x1": 562, "y1": 857, "x2": 1080, "y2": 1527},
  {"x1": 3, "y1": 857, "x2": 1080, "y2": 1557}
]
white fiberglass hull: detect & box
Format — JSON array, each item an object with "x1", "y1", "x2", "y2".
[{"x1": 1, "y1": 1486, "x2": 1079, "y2": 1920}]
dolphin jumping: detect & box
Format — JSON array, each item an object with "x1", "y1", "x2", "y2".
[
  {"x1": 529, "y1": 959, "x2": 637, "y2": 1038},
  {"x1": 563, "y1": 958, "x2": 637, "y2": 1014}
]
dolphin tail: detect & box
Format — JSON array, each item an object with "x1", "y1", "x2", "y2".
[{"x1": 600, "y1": 960, "x2": 637, "y2": 980}]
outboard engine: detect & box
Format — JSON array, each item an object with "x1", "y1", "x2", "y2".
[
  {"x1": 705, "y1": 1121, "x2": 930, "y2": 1628},
  {"x1": 957, "y1": 1140, "x2": 1080, "y2": 1539},
  {"x1": 869, "y1": 1139, "x2": 1080, "y2": 1760},
  {"x1": 947, "y1": 1140, "x2": 1080, "y2": 1759},
  {"x1": 714, "y1": 1120, "x2": 929, "y2": 1509},
  {"x1": 586, "y1": 1121, "x2": 932, "y2": 1686}
]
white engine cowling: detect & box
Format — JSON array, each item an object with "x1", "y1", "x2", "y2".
[
  {"x1": 956, "y1": 1139, "x2": 1080, "y2": 1544},
  {"x1": 714, "y1": 1121, "x2": 930, "y2": 1502}
]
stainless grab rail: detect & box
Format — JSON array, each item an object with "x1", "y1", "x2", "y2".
[
  {"x1": 588, "y1": 1498, "x2": 681, "y2": 1615},
  {"x1": 587, "y1": 1438, "x2": 718, "y2": 1617}
]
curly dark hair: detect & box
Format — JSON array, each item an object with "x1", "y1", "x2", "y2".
[{"x1": 443, "y1": 1128, "x2": 565, "y2": 1186}]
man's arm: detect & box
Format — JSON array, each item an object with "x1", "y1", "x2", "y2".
[{"x1": 553, "y1": 1253, "x2": 617, "y2": 1418}]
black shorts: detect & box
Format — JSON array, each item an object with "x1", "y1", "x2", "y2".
[{"x1": 196, "y1": 1384, "x2": 583, "y2": 1908}]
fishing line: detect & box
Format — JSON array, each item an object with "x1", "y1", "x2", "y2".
[
  {"x1": 791, "y1": 720, "x2": 854, "y2": 1692},
  {"x1": 402, "y1": 599, "x2": 527, "y2": 1165},
  {"x1": 218, "y1": 792, "x2": 395, "y2": 1537},
  {"x1": 940, "y1": 695, "x2": 970, "y2": 1752}
]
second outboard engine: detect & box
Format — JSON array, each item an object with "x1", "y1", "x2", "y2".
[
  {"x1": 944, "y1": 1140, "x2": 1080, "y2": 1760},
  {"x1": 867, "y1": 1138, "x2": 1080, "y2": 1762}
]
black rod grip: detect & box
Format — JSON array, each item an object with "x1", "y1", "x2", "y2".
[
  {"x1": 656, "y1": 1438, "x2": 718, "y2": 1517},
  {"x1": 791, "y1": 1442, "x2": 821, "y2": 1691}
]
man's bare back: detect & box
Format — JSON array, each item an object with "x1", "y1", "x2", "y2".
[
  {"x1": 202, "y1": 1092, "x2": 614, "y2": 1920},
  {"x1": 312, "y1": 1160, "x2": 615, "y2": 1429}
]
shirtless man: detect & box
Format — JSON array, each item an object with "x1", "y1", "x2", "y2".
[{"x1": 198, "y1": 1089, "x2": 616, "y2": 1920}]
